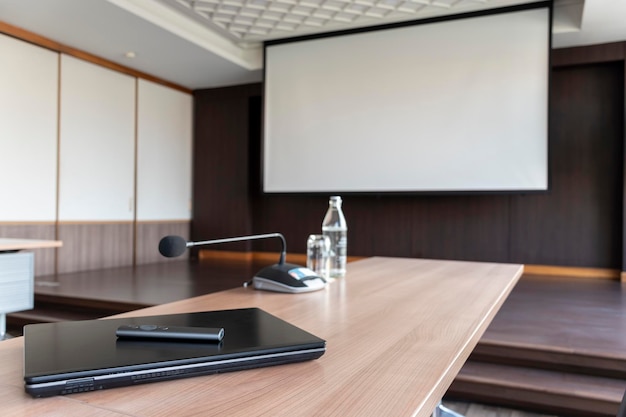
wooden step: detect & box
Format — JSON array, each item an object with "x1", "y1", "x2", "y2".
[
  {"x1": 6, "y1": 292, "x2": 150, "y2": 334},
  {"x1": 8, "y1": 308, "x2": 103, "y2": 324},
  {"x1": 447, "y1": 361, "x2": 626, "y2": 417},
  {"x1": 7, "y1": 308, "x2": 106, "y2": 332},
  {"x1": 6, "y1": 301, "x2": 127, "y2": 334},
  {"x1": 471, "y1": 339, "x2": 626, "y2": 379},
  {"x1": 476, "y1": 275, "x2": 626, "y2": 378}
]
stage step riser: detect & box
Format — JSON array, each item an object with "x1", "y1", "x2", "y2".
[
  {"x1": 471, "y1": 341, "x2": 626, "y2": 379},
  {"x1": 447, "y1": 361, "x2": 626, "y2": 417},
  {"x1": 448, "y1": 380, "x2": 617, "y2": 417}
]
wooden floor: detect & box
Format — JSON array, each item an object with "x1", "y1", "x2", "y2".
[{"x1": 6, "y1": 259, "x2": 626, "y2": 416}]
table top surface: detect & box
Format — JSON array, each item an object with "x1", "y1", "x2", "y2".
[
  {"x1": 0, "y1": 238, "x2": 62, "y2": 251},
  {"x1": 0, "y1": 257, "x2": 523, "y2": 417}
]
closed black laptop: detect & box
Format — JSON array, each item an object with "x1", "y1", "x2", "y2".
[{"x1": 23, "y1": 308, "x2": 326, "y2": 397}]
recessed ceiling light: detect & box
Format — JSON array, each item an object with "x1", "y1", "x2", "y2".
[{"x1": 125, "y1": 51, "x2": 136, "y2": 58}]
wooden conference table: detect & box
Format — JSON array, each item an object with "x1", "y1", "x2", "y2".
[{"x1": 0, "y1": 257, "x2": 523, "y2": 417}]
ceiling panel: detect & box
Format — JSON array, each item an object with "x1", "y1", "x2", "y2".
[{"x1": 165, "y1": 0, "x2": 539, "y2": 43}]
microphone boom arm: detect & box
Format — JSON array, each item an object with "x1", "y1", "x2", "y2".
[{"x1": 185, "y1": 233, "x2": 287, "y2": 264}]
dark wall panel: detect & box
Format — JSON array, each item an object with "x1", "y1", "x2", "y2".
[
  {"x1": 509, "y1": 62, "x2": 624, "y2": 267},
  {"x1": 345, "y1": 196, "x2": 415, "y2": 258},
  {"x1": 410, "y1": 196, "x2": 510, "y2": 263},
  {"x1": 250, "y1": 195, "x2": 329, "y2": 254},
  {"x1": 193, "y1": 84, "x2": 261, "y2": 252}
]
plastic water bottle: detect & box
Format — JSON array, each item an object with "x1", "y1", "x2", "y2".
[{"x1": 322, "y1": 196, "x2": 347, "y2": 277}]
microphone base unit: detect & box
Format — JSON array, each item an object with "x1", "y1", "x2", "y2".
[{"x1": 252, "y1": 263, "x2": 327, "y2": 293}]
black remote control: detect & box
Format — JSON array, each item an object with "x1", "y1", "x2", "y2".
[{"x1": 116, "y1": 324, "x2": 224, "y2": 342}]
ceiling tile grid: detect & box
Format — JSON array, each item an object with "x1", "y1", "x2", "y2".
[{"x1": 173, "y1": 0, "x2": 493, "y2": 42}]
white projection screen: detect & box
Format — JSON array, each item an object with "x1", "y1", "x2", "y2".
[{"x1": 263, "y1": 3, "x2": 550, "y2": 193}]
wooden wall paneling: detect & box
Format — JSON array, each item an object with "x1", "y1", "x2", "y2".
[
  {"x1": 510, "y1": 62, "x2": 624, "y2": 268},
  {"x1": 248, "y1": 95, "x2": 263, "y2": 198},
  {"x1": 551, "y1": 42, "x2": 625, "y2": 68},
  {"x1": 337, "y1": 196, "x2": 414, "y2": 257},
  {"x1": 247, "y1": 192, "x2": 508, "y2": 262},
  {"x1": 250, "y1": 195, "x2": 330, "y2": 254},
  {"x1": 250, "y1": 195, "x2": 506, "y2": 261},
  {"x1": 623, "y1": 53, "x2": 626, "y2": 276},
  {"x1": 56, "y1": 223, "x2": 134, "y2": 273},
  {"x1": 135, "y1": 221, "x2": 190, "y2": 265},
  {"x1": 410, "y1": 196, "x2": 510, "y2": 263},
  {"x1": 0, "y1": 224, "x2": 56, "y2": 276},
  {"x1": 192, "y1": 85, "x2": 261, "y2": 251}
]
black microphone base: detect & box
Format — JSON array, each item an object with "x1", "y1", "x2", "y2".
[{"x1": 252, "y1": 263, "x2": 326, "y2": 293}]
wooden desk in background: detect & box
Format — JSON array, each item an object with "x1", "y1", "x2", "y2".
[
  {"x1": 0, "y1": 239, "x2": 62, "y2": 252},
  {"x1": 0, "y1": 238, "x2": 62, "y2": 339},
  {"x1": 0, "y1": 257, "x2": 523, "y2": 416}
]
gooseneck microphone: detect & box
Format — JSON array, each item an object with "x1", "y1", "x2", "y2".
[
  {"x1": 157, "y1": 233, "x2": 326, "y2": 294},
  {"x1": 159, "y1": 233, "x2": 286, "y2": 264}
]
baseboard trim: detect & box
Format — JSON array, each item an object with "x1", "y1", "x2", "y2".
[
  {"x1": 198, "y1": 250, "x2": 364, "y2": 265},
  {"x1": 517, "y1": 264, "x2": 620, "y2": 280},
  {"x1": 198, "y1": 251, "x2": 623, "y2": 280}
]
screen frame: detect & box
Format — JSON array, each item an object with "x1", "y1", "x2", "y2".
[{"x1": 261, "y1": 1, "x2": 553, "y2": 196}]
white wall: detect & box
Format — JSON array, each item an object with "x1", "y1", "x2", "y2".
[
  {"x1": 0, "y1": 32, "x2": 193, "y2": 272},
  {"x1": 58, "y1": 55, "x2": 136, "y2": 221},
  {"x1": 0, "y1": 34, "x2": 58, "y2": 221},
  {"x1": 136, "y1": 79, "x2": 193, "y2": 221},
  {"x1": 0, "y1": 37, "x2": 193, "y2": 224}
]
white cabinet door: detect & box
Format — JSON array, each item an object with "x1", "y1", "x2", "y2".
[
  {"x1": 0, "y1": 34, "x2": 58, "y2": 222},
  {"x1": 136, "y1": 79, "x2": 192, "y2": 221},
  {"x1": 58, "y1": 55, "x2": 135, "y2": 221}
]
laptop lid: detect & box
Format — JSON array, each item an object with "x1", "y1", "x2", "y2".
[{"x1": 23, "y1": 308, "x2": 325, "y2": 397}]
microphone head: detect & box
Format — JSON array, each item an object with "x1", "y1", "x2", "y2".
[{"x1": 158, "y1": 235, "x2": 188, "y2": 258}]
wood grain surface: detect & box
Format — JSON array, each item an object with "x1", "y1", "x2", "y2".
[
  {"x1": 0, "y1": 238, "x2": 62, "y2": 251},
  {"x1": 0, "y1": 257, "x2": 522, "y2": 417}
]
